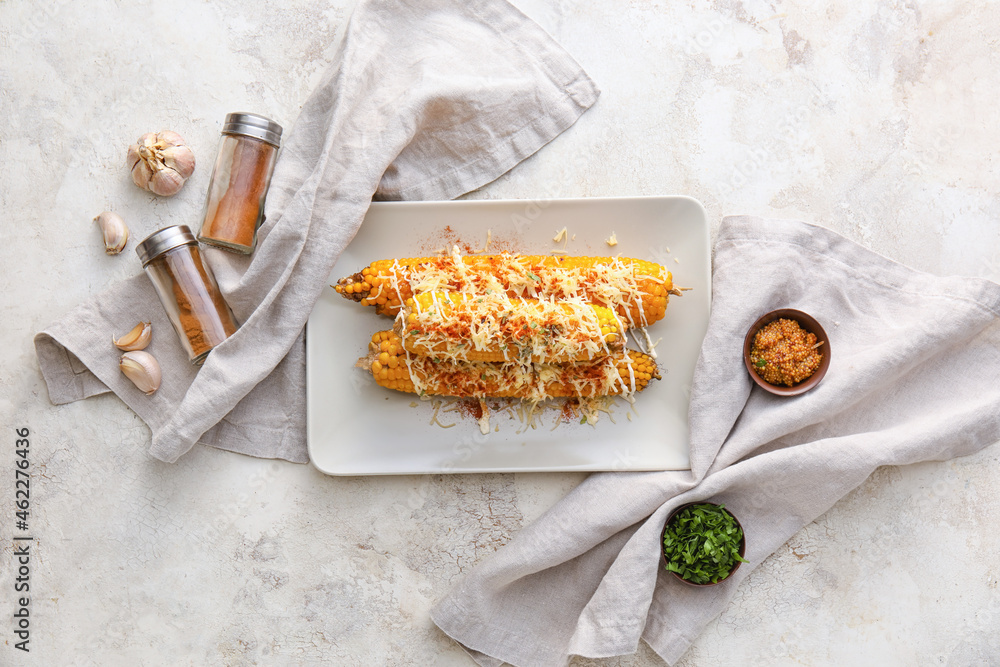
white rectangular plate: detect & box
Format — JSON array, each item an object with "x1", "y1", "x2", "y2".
[{"x1": 306, "y1": 196, "x2": 710, "y2": 475}]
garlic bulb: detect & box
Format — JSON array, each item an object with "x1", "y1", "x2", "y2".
[
  {"x1": 94, "y1": 211, "x2": 129, "y2": 254},
  {"x1": 113, "y1": 322, "x2": 152, "y2": 351},
  {"x1": 127, "y1": 131, "x2": 195, "y2": 196},
  {"x1": 120, "y1": 350, "x2": 161, "y2": 395}
]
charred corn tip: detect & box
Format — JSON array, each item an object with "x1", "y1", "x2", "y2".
[
  {"x1": 334, "y1": 271, "x2": 371, "y2": 302},
  {"x1": 620, "y1": 353, "x2": 660, "y2": 384},
  {"x1": 336, "y1": 263, "x2": 402, "y2": 311},
  {"x1": 366, "y1": 331, "x2": 413, "y2": 391}
]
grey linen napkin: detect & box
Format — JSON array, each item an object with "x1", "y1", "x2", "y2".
[
  {"x1": 33, "y1": 0, "x2": 599, "y2": 463},
  {"x1": 432, "y1": 215, "x2": 1000, "y2": 666}
]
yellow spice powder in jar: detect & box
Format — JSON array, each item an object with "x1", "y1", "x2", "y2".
[{"x1": 750, "y1": 318, "x2": 823, "y2": 387}]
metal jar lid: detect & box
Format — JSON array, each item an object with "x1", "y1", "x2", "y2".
[
  {"x1": 222, "y1": 112, "x2": 283, "y2": 147},
  {"x1": 136, "y1": 225, "x2": 197, "y2": 267}
]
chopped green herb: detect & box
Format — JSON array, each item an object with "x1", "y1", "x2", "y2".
[
  {"x1": 754, "y1": 358, "x2": 767, "y2": 369},
  {"x1": 528, "y1": 273, "x2": 540, "y2": 281},
  {"x1": 410, "y1": 328, "x2": 421, "y2": 334},
  {"x1": 662, "y1": 503, "x2": 747, "y2": 585},
  {"x1": 580, "y1": 416, "x2": 588, "y2": 424}
]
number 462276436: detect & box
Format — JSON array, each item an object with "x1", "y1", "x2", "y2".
[{"x1": 15, "y1": 427, "x2": 29, "y2": 526}]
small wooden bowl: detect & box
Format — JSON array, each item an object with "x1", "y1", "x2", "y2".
[
  {"x1": 661, "y1": 502, "x2": 746, "y2": 587},
  {"x1": 743, "y1": 308, "x2": 830, "y2": 396}
]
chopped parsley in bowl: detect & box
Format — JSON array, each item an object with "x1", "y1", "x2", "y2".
[{"x1": 661, "y1": 502, "x2": 747, "y2": 586}]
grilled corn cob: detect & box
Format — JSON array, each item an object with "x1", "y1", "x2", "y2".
[
  {"x1": 396, "y1": 292, "x2": 625, "y2": 363},
  {"x1": 366, "y1": 331, "x2": 659, "y2": 398},
  {"x1": 335, "y1": 254, "x2": 679, "y2": 327}
]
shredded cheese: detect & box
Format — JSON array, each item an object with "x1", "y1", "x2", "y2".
[
  {"x1": 477, "y1": 398, "x2": 490, "y2": 434},
  {"x1": 429, "y1": 400, "x2": 456, "y2": 428},
  {"x1": 403, "y1": 291, "x2": 612, "y2": 365},
  {"x1": 383, "y1": 251, "x2": 662, "y2": 402}
]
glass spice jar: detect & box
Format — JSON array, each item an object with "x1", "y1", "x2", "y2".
[
  {"x1": 136, "y1": 225, "x2": 238, "y2": 365},
  {"x1": 198, "y1": 112, "x2": 283, "y2": 254}
]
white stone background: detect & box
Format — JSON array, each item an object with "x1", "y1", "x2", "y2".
[{"x1": 2, "y1": 0, "x2": 999, "y2": 664}]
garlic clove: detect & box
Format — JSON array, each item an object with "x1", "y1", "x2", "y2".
[
  {"x1": 130, "y1": 157, "x2": 153, "y2": 191},
  {"x1": 113, "y1": 321, "x2": 152, "y2": 351},
  {"x1": 94, "y1": 211, "x2": 129, "y2": 254},
  {"x1": 160, "y1": 145, "x2": 196, "y2": 179},
  {"x1": 156, "y1": 130, "x2": 187, "y2": 147},
  {"x1": 119, "y1": 350, "x2": 161, "y2": 395},
  {"x1": 148, "y1": 167, "x2": 186, "y2": 197},
  {"x1": 126, "y1": 131, "x2": 195, "y2": 197},
  {"x1": 126, "y1": 143, "x2": 142, "y2": 171}
]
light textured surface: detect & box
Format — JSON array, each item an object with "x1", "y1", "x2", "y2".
[
  {"x1": 31, "y1": 0, "x2": 601, "y2": 466},
  {"x1": 432, "y1": 216, "x2": 1000, "y2": 665},
  {"x1": 1, "y1": 1, "x2": 998, "y2": 665}
]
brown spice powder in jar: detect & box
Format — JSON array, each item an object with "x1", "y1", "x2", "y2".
[
  {"x1": 750, "y1": 318, "x2": 823, "y2": 387},
  {"x1": 171, "y1": 245, "x2": 237, "y2": 357},
  {"x1": 148, "y1": 244, "x2": 238, "y2": 362},
  {"x1": 138, "y1": 225, "x2": 239, "y2": 365},
  {"x1": 199, "y1": 113, "x2": 283, "y2": 254},
  {"x1": 200, "y1": 136, "x2": 276, "y2": 250}
]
